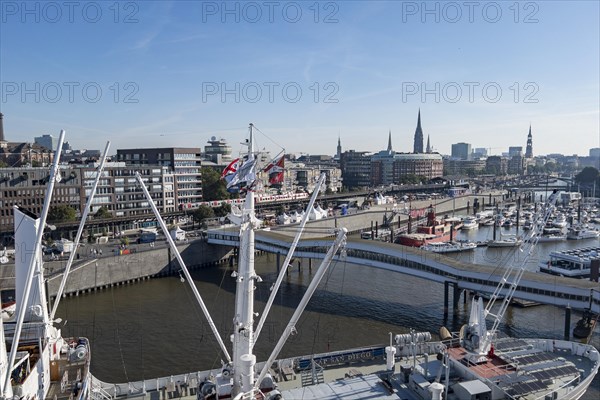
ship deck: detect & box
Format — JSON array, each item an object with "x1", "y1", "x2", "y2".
[{"x1": 46, "y1": 357, "x2": 89, "y2": 400}]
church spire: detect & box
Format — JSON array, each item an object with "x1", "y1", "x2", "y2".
[
  {"x1": 387, "y1": 130, "x2": 392, "y2": 152},
  {"x1": 336, "y1": 134, "x2": 342, "y2": 160},
  {"x1": 525, "y1": 124, "x2": 533, "y2": 158},
  {"x1": 413, "y1": 109, "x2": 424, "y2": 153},
  {"x1": 426, "y1": 135, "x2": 431, "y2": 153},
  {"x1": 0, "y1": 113, "x2": 4, "y2": 142}
]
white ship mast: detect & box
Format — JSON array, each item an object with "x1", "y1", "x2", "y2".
[
  {"x1": 138, "y1": 123, "x2": 347, "y2": 399},
  {"x1": 231, "y1": 123, "x2": 260, "y2": 395},
  {"x1": 2, "y1": 131, "x2": 65, "y2": 398}
]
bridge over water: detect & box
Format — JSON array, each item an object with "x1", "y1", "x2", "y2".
[{"x1": 208, "y1": 229, "x2": 600, "y2": 315}]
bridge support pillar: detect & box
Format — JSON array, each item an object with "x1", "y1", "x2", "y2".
[
  {"x1": 276, "y1": 252, "x2": 281, "y2": 273},
  {"x1": 167, "y1": 246, "x2": 172, "y2": 275},
  {"x1": 308, "y1": 258, "x2": 312, "y2": 271},
  {"x1": 564, "y1": 306, "x2": 571, "y2": 341},
  {"x1": 453, "y1": 283, "x2": 460, "y2": 311},
  {"x1": 443, "y1": 281, "x2": 449, "y2": 318}
]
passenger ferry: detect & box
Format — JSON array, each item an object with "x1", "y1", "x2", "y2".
[{"x1": 539, "y1": 246, "x2": 600, "y2": 278}]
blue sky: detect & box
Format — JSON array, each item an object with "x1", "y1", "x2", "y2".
[{"x1": 1, "y1": 0, "x2": 598, "y2": 157}]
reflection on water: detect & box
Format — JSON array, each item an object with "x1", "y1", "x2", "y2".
[{"x1": 57, "y1": 239, "x2": 599, "y2": 397}]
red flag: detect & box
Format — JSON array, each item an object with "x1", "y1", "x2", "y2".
[
  {"x1": 221, "y1": 158, "x2": 240, "y2": 179},
  {"x1": 265, "y1": 155, "x2": 284, "y2": 185}
]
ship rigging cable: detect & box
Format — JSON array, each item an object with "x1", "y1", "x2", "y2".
[{"x1": 109, "y1": 265, "x2": 130, "y2": 383}]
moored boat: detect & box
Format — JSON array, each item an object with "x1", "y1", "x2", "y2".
[
  {"x1": 538, "y1": 234, "x2": 567, "y2": 242},
  {"x1": 421, "y1": 241, "x2": 477, "y2": 253},
  {"x1": 397, "y1": 207, "x2": 460, "y2": 247},
  {"x1": 567, "y1": 226, "x2": 600, "y2": 240},
  {"x1": 487, "y1": 235, "x2": 522, "y2": 248},
  {"x1": 539, "y1": 246, "x2": 600, "y2": 278},
  {"x1": 461, "y1": 216, "x2": 478, "y2": 230}
]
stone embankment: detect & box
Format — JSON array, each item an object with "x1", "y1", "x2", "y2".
[{"x1": 0, "y1": 239, "x2": 234, "y2": 298}]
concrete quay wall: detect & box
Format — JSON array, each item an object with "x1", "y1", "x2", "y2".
[{"x1": 0, "y1": 239, "x2": 234, "y2": 298}]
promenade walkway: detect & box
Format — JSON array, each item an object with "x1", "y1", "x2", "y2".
[{"x1": 208, "y1": 229, "x2": 600, "y2": 314}]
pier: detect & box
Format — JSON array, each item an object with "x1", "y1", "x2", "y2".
[{"x1": 207, "y1": 229, "x2": 600, "y2": 315}]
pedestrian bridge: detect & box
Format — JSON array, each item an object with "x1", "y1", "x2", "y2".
[{"x1": 207, "y1": 228, "x2": 600, "y2": 314}]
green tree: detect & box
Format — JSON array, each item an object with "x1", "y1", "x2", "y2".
[
  {"x1": 0, "y1": 160, "x2": 7, "y2": 168},
  {"x1": 94, "y1": 206, "x2": 111, "y2": 219},
  {"x1": 48, "y1": 205, "x2": 77, "y2": 222},
  {"x1": 214, "y1": 203, "x2": 232, "y2": 218},
  {"x1": 575, "y1": 167, "x2": 599, "y2": 184},
  {"x1": 201, "y1": 167, "x2": 230, "y2": 201},
  {"x1": 193, "y1": 205, "x2": 215, "y2": 223},
  {"x1": 544, "y1": 162, "x2": 557, "y2": 173}
]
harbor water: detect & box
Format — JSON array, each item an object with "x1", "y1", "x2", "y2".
[{"x1": 56, "y1": 226, "x2": 600, "y2": 398}]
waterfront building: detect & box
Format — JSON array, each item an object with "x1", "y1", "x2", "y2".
[
  {"x1": 508, "y1": 154, "x2": 525, "y2": 175},
  {"x1": 443, "y1": 159, "x2": 487, "y2": 176},
  {"x1": 0, "y1": 166, "x2": 82, "y2": 233},
  {"x1": 340, "y1": 150, "x2": 372, "y2": 189},
  {"x1": 371, "y1": 130, "x2": 444, "y2": 186},
  {"x1": 451, "y1": 142, "x2": 472, "y2": 160},
  {"x1": 116, "y1": 147, "x2": 202, "y2": 209},
  {"x1": 486, "y1": 156, "x2": 508, "y2": 175},
  {"x1": 287, "y1": 162, "x2": 342, "y2": 193},
  {"x1": 392, "y1": 153, "x2": 443, "y2": 180},
  {"x1": 371, "y1": 131, "x2": 395, "y2": 185},
  {"x1": 473, "y1": 148, "x2": 488, "y2": 158},
  {"x1": 509, "y1": 146, "x2": 523, "y2": 157},
  {"x1": 0, "y1": 163, "x2": 177, "y2": 234},
  {"x1": 34, "y1": 134, "x2": 58, "y2": 151},
  {"x1": 204, "y1": 136, "x2": 232, "y2": 164}
]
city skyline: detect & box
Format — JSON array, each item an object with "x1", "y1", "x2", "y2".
[{"x1": 0, "y1": 1, "x2": 598, "y2": 156}]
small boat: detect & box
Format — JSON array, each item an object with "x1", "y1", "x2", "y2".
[
  {"x1": 539, "y1": 246, "x2": 600, "y2": 278},
  {"x1": 421, "y1": 241, "x2": 477, "y2": 253},
  {"x1": 487, "y1": 236, "x2": 522, "y2": 247},
  {"x1": 461, "y1": 216, "x2": 478, "y2": 230},
  {"x1": 543, "y1": 226, "x2": 563, "y2": 235},
  {"x1": 567, "y1": 227, "x2": 600, "y2": 240},
  {"x1": 481, "y1": 217, "x2": 495, "y2": 226},
  {"x1": 552, "y1": 215, "x2": 568, "y2": 228},
  {"x1": 538, "y1": 234, "x2": 567, "y2": 242}
]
